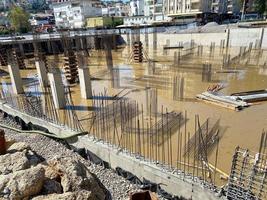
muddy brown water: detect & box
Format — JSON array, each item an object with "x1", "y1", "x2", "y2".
[{"x1": 1, "y1": 46, "x2": 267, "y2": 186}]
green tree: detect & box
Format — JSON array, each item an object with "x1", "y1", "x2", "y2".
[
  {"x1": 254, "y1": 0, "x2": 266, "y2": 16},
  {"x1": 8, "y1": 6, "x2": 31, "y2": 33}
]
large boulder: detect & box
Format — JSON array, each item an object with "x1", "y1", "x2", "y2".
[
  {"x1": 0, "y1": 149, "x2": 41, "y2": 175},
  {"x1": 0, "y1": 165, "x2": 45, "y2": 199},
  {"x1": 6, "y1": 142, "x2": 30, "y2": 153},
  {"x1": 0, "y1": 150, "x2": 30, "y2": 175},
  {"x1": 47, "y1": 156, "x2": 106, "y2": 199},
  {"x1": 32, "y1": 190, "x2": 96, "y2": 200}
]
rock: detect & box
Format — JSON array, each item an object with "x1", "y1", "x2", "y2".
[
  {"x1": 0, "y1": 149, "x2": 41, "y2": 175},
  {"x1": 0, "y1": 150, "x2": 30, "y2": 175},
  {"x1": 26, "y1": 149, "x2": 43, "y2": 166},
  {"x1": 41, "y1": 178, "x2": 62, "y2": 195},
  {"x1": 6, "y1": 142, "x2": 30, "y2": 153},
  {"x1": 0, "y1": 165, "x2": 45, "y2": 199},
  {"x1": 48, "y1": 156, "x2": 106, "y2": 199},
  {"x1": 44, "y1": 164, "x2": 61, "y2": 180},
  {"x1": 32, "y1": 190, "x2": 96, "y2": 200}
]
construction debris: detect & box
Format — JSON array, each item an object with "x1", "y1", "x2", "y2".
[
  {"x1": 197, "y1": 89, "x2": 267, "y2": 111},
  {"x1": 231, "y1": 89, "x2": 267, "y2": 103},
  {"x1": 196, "y1": 92, "x2": 249, "y2": 111}
]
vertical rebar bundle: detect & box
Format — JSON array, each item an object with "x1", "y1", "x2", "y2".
[
  {"x1": 63, "y1": 50, "x2": 78, "y2": 83},
  {"x1": 227, "y1": 147, "x2": 267, "y2": 200},
  {"x1": 202, "y1": 64, "x2": 212, "y2": 82},
  {"x1": 146, "y1": 88, "x2": 158, "y2": 116},
  {"x1": 132, "y1": 41, "x2": 143, "y2": 63},
  {"x1": 173, "y1": 76, "x2": 184, "y2": 101}
]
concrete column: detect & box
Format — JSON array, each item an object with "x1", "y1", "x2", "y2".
[
  {"x1": 173, "y1": 76, "x2": 184, "y2": 101},
  {"x1": 35, "y1": 60, "x2": 48, "y2": 87},
  {"x1": 146, "y1": 88, "x2": 157, "y2": 116},
  {"x1": 8, "y1": 63, "x2": 24, "y2": 94},
  {"x1": 258, "y1": 28, "x2": 264, "y2": 49},
  {"x1": 111, "y1": 69, "x2": 120, "y2": 89},
  {"x1": 126, "y1": 32, "x2": 130, "y2": 45},
  {"x1": 19, "y1": 43, "x2": 24, "y2": 57},
  {"x1": 226, "y1": 29, "x2": 230, "y2": 49},
  {"x1": 153, "y1": 28, "x2": 157, "y2": 51},
  {"x1": 78, "y1": 67, "x2": 92, "y2": 99},
  {"x1": 48, "y1": 72, "x2": 65, "y2": 109}
]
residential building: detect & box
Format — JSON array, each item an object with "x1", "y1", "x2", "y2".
[
  {"x1": 52, "y1": 0, "x2": 102, "y2": 29},
  {"x1": 102, "y1": 2, "x2": 130, "y2": 17},
  {"x1": 144, "y1": 0, "x2": 164, "y2": 20},
  {"x1": 211, "y1": 0, "x2": 242, "y2": 15},
  {"x1": 164, "y1": 0, "x2": 212, "y2": 16},
  {"x1": 0, "y1": 0, "x2": 11, "y2": 10},
  {"x1": 29, "y1": 13, "x2": 54, "y2": 26},
  {"x1": 123, "y1": 0, "x2": 169, "y2": 25},
  {"x1": 129, "y1": 0, "x2": 144, "y2": 16}
]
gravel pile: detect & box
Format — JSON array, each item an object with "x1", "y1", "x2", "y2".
[{"x1": 0, "y1": 113, "x2": 167, "y2": 200}]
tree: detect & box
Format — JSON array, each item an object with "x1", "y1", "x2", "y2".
[
  {"x1": 8, "y1": 6, "x2": 31, "y2": 33},
  {"x1": 254, "y1": 0, "x2": 266, "y2": 16}
]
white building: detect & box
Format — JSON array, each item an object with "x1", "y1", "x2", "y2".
[
  {"x1": 52, "y1": 0, "x2": 102, "y2": 29},
  {"x1": 102, "y1": 2, "x2": 129, "y2": 17},
  {"x1": 129, "y1": 0, "x2": 144, "y2": 16},
  {"x1": 164, "y1": 0, "x2": 212, "y2": 16},
  {"x1": 124, "y1": 0, "x2": 170, "y2": 25}
]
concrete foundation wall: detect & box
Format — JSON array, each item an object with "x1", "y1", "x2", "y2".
[
  {"x1": 0, "y1": 101, "x2": 80, "y2": 138},
  {"x1": 69, "y1": 135, "x2": 223, "y2": 200},
  {"x1": 262, "y1": 28, "x2": 267, "y2": 48},
  {"x1": 122, "y1": 28, "x2": 267, "y2": 49},
  {"x1": 229, "y1": 28, "x2": 262, "y2": 47}
]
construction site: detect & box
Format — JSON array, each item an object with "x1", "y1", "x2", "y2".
[{"x1": 0, "y1": 26, "x2": 267, "y2": 200}]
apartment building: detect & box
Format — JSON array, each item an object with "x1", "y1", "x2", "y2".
[
  {"x1": 129, "y1": 0, "x2": 145, "y2": 16},
  {"x1": 164, "y1": 0, "x2": 212, "y2": 16},
  {"x1": 52, "y1": 0, "x2": 102, "y2": 29},
  {"x1": 211, "y1": 0, "x2": 242, "y2": 15},
  {"x1": 102, "y1": 2, "x2": 130, "y2": 17}
]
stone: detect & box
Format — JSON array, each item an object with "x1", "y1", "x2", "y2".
[
  {"x1": 6, "y1": 142, "x2": 30, "y2": 153},
  {"x1": 41, "y1": 178, "x2": 62, "y2": 195},
  {"x1": 32, "y1": 190, "x2": 96, "y2": 200},
  {"x1": 0, "y1": 165, "x2": 45, "y2": 199},
  {"x1": 48, "y1": 156, "x2": 106, "y2": 199},
  {"x1": 0, "y1": 150, "x2": 30, "y2": 175},
  {"x1": 44, "y1": 164, "x2": 61, "y2": 180}
]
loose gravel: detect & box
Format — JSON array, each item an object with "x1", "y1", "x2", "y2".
[{"x1": 0, "y1": 113, "x2": 167, "y2": 200}]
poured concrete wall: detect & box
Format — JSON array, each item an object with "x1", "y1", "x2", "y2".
[
  {"x1": 122, "y1": 28, "x2": 267, "y2": 49},
  {"x1": 0, "y1": 101, "x2": 80, "y2": 138},
  {"x1": 69, "y1": 135, "x2": 223, "y2": 200}
]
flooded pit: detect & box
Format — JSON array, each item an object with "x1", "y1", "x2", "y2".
[{"x1": 1, "y1": 44, "x2": 267, "y2": 187}]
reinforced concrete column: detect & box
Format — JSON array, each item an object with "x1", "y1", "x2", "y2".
[
  {"x1": 48, "y1": 71, "x2": 65, "y2": 109},
  {"x1": 226, "y1": 29, "x2": 230, "y2": 49},
  {"x1": 19, "y1": 43, "x2": 24, "y2": 57},
  {"x1": 78, "y1": 67, "x2": 92, "y2": 99},
  {"x1": 146, "y1": 88, "x2": 158, "y2": 116},
  {"x1": 258, "y1": 28, "x2": 264, "y2": 49},
  {"x1": 8, "y1": 63, "x2": 24, "y2": 94},
  {"x1": 35, "y1": 60, "x2": 48, "y2": 87}
]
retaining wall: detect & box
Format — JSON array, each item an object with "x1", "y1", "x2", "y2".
[
  {"x1": 121, "y1": 28, "x2": 267, "y2": 49},
  {"x1": 68, "y1": 135, "x2": 223, "y2": 200}
]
